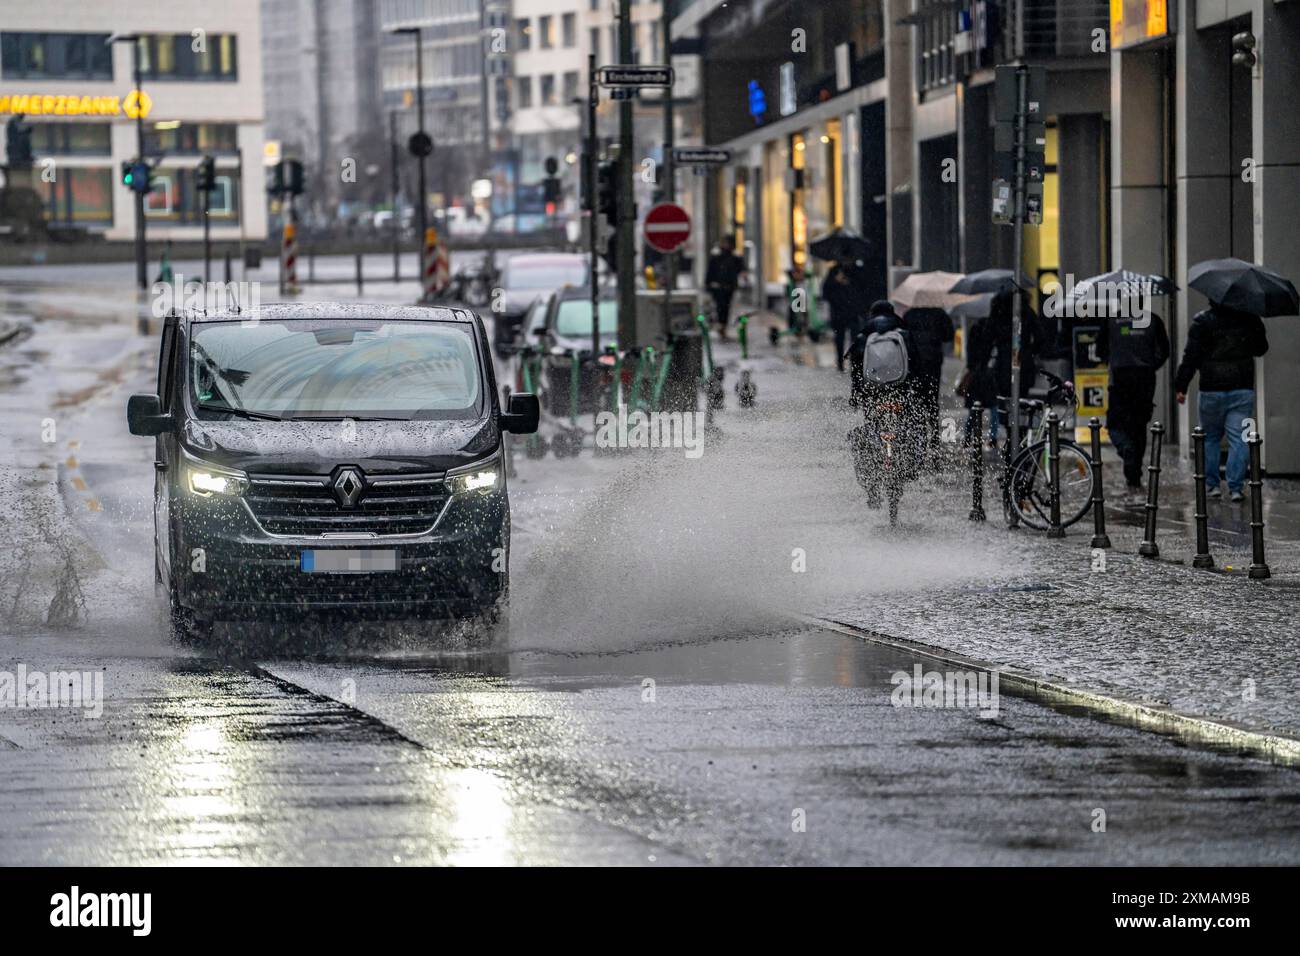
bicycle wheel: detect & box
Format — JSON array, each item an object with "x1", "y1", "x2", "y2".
[{"x1": 1006, "y1": 439, "x2": 1094, "y2": 530}]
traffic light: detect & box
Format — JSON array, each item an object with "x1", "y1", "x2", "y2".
[
  {"x1": 120, "y1": 159, "x2": 151, "y2": 194},
  {"x1": 286, "y1": 158, "x2": 305, "y2": 196},
  {"x1": 543, "y1": 176, "x2": 562, "y2": 205},
  {"x1": 196, "y1": 155, "x2": 216, "y2": 193},
  {"x1": 1231, "y1": 31, "x2": 1256, "y2": 68},
  {"x1": 596, "y1": 161, "x2": 617, "y2": 221},
  {"x1": 267, "y1": 161, "x2": 285, "y2": 197}
]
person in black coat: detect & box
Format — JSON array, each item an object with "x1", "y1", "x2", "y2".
[
  {"x1": 958, "y1": 290, "x2": 1042, "y2": 448},
  {"x1": 705, "y1": 234, "x2": 747, "y2": 338},
  {"x1": 821, "y1": 258, "x2": 872, "y2": 372},
  {"x1": 901, "y1": 305, "x2": 954, "y2": 454},
  {"x1": 1099, "y1": 309, "x2": 1170, "y2": 490}
]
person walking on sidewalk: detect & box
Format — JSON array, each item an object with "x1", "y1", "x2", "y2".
[
  {"x1": 1100, "y1": 309, "x2": 1170, "y2": 493},
  {"x1": 1174, "y1": 303, "x2": 1269, "y2": 502},
  {"x1": 705, "y1": 234, "x2": 747, "y2": 339},
  {"x1": 822, "y1": 257, "x2": 871, "y2": 373}
]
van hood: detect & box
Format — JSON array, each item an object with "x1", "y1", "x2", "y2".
[{"x1": 180, "y1": 416, "x2": 499, "y2": 475}]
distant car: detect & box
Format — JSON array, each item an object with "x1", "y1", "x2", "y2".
[
  {"x1": 492, "y1": 252, "x2": 589, "y2": 356},
  {"x1": 532, "y1": 286, "x2": 618, "y2": 416},
  {"x1": 125, "y1": 303, "x2": 539, "y2": 640}
]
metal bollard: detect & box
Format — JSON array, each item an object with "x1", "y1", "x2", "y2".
[
  {"x1": 355, "y1": 252, "x2": 364, "y2": 294},
  {"x1": 969, "y1": 402, "x2": 986, "y2": 522},
  {"x1": 1046, "y1": 410, "x2": 1064, "y2": 538},
  {"x1": 1247, "y1": 431, "x2": 1270, "y2": 580},
  {"x1": 1191, "y1": 427, "x2": 1215, "y2": 569},
  {"x1": 223, "y1": 248, "x2": 232, "y2": 284},
  {"x1": 1138, "y1": 421, "x2": 1164, "y2": 558},
  {"x1": 1088, "y1": 417, "x2": 1110, "y2": 549}
]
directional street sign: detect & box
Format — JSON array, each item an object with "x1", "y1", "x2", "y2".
[
  {"x1": 598, "y1": 64, "x2": 674, "y2": 87},
  {"x1": 643, "y1": 202, "x2": 691, "y2": 253},
  {"x1": 672, "y1": 147, "x2": 733, "y2": 166}
]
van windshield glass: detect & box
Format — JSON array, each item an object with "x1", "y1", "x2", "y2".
[{"x1": 189, "y1": 320, "x2": 482, "y2": 421}]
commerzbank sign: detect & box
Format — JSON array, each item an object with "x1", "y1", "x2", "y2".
[{"x1": 0, "y1": 90, "x2": 152, "y2": 119}]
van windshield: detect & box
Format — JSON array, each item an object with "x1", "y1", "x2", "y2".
[{"x1": 189, "y1": 320, "x2": 483, "y2": 421}]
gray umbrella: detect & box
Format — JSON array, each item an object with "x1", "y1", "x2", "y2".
[
  {"x1": 948, "y1": 268, "x2": 1033, "y2": 295},
  {"x1": 1188, "y1": 258, "x2": 1298, "y2": 317}
]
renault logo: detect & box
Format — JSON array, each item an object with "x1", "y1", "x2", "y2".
[{"x1": 332, "y1": 467, "x2": 364, "y2": 508}]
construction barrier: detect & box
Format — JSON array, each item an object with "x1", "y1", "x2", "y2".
[
  {"x1": 422, "y1": 227, "x2": 449, "y2": 302},
  {"x1": 280, "y1": 222, "x2": 300, "y2": 295}
]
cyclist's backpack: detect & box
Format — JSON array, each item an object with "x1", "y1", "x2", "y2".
[{"x1": 862, "y1": 330, "x2": 909, "y2": 385}]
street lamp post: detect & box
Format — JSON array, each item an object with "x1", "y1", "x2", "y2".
[{"x1": 392, "y1": 26, "x2": 429, "y2": 297}]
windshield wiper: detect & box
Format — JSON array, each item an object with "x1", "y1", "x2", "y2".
[{"x1": 196, "y1": 403, "x2": 285, "y2": 421}]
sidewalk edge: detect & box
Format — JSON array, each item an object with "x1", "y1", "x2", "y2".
[{"x1": 803, "y1": 615, "x2": 1300, "y2": 769}]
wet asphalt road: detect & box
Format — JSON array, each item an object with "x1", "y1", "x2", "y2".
[{"x1": 1, "y1": 270, "x2": 1299, "y2": 865}]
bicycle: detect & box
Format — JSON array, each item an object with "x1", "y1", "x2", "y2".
[
  {"x1": 995, "y1": 370, "x2": 1095, "y2": 530},
  {"x1": 850, "y1": 396, "x2": 920, "y2": 528}
]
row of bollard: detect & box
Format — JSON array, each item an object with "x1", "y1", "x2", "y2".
[{"x1": 966, "y1": 408, "x2": 1271, "y2": 580}]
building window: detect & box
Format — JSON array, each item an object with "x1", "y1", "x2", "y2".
[
  {"x1": 589, "y1": 27, "x2": 600, "y2": 62},
  {"x1": 562, "y1": 13, "x2": 577, "y2": 48},
  {"x1": 37, "y1": 166, "x2": 113, "y2": 225},
  {"x1": 144, "y1": 166, "x2": 241, "y2": 224},
  {"x1": 563, "y1": 71, "x2": 579, "y2": 103},
  {"x1": 28, "y1": 122, "x2": 111, "y2": 156},
  {"x1": 137, "y1": 33, "x2": 238, "y2": 81},
  {"x1": 539, "y1": 15, "x2": 555, "y2": 50},
  {"x1": 515, "y1": 18, "x2": 530, "y2": 51},
  {"x1": 540, "y1": 74, "x2": 556, "y2": 106},
  {"x1": 1, "y1": 32, "x2": 113, "y2": 80},
  {"x1": 517, "y1": 75, "x2": 533, "y2": 109},
  {"x1": 143, "y1": 122, "x2": 239, "y2": 156}
]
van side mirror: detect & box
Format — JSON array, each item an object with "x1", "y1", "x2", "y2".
[
  {"x1": 127, "y1": 393, "x2": 173, "y2": 436},
  {"x1": 500, "y1": 392, "x2": 539, "y2": 434}
]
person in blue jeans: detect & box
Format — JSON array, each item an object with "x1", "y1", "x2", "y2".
[{"x1": 1173, "y1": 303, "x2": 1269, "y2": 501}]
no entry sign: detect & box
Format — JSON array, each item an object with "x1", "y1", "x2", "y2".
[{"x1": 643, "y1": 202, "x2": 691, "y2": 253}]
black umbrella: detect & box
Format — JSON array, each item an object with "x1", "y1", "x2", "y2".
[
  {"x1": 1060, "y1": 269, "x2": 1177, "y2": 318},
  {"x1": 809, "y1": 227, "x2": 873, "y2": 263},
  {"x1": 948, "y1": 268, "x2": 1033, "y2": 295},
  {"x1": 1188, "y1": 258, "x2": 1299, "y2": 317}
]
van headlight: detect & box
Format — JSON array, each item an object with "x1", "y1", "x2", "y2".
[
  {"x1": 447, "y1": 459, "x2": 500, "y2": 496},
  {"x1": 185, "y1": 456, "x2": 249, "y2": 497}
]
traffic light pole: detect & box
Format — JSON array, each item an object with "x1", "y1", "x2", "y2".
[
  {"x1": 132, "y1": 40, "x2": 147, "y2": 291},
  {"x1": 588, "y1": 54, "x2": 600, "y2": 368},
  {"x1": 413, "y1": 29, "x2": 429, "y2": 299},
  {"x1": 1006, "y1": 65, "x2": 1028, "y2": 527},
  {"x1": 616, "y1": 0, "x2": 636, "y2": 349},
  {"x1": 660, "y1": 3, "x2": 675, "y2": 332}
]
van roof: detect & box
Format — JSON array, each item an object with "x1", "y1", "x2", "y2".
[{"x1": 182, "y1": 303, "x2": 475, "y2": 325}]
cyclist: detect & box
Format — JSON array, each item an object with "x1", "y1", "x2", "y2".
[{"x1": 846, "y1": 301, "x2": 924, "y2": 511}]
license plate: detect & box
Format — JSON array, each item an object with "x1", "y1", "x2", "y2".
[{"x1": 300, "y1": 549, "x2": 398, "y2": 573}]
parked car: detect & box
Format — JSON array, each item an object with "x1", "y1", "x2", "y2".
[
  {"x1": 533, "y1": 286, "x2": 619, "y2": 416},
  {"x1": 126, "y1": 303, "x2": 539, "y2": 640},
  {"x1": 491, "y1": 252, "x2": 589, "y2": 357}
]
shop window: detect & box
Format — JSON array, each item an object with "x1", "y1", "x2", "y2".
[
  {"x1": 37, "y1": 167, "x2": 113, "y2": 225},
  {"x1": 28, "y1": 122, "x2": 111, "y2": 156}
]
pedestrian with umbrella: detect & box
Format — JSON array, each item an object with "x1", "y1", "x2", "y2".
[
  {"x1": 1174, "y1": 258, "x2": 1296, "y2": 501},
  {"x1": 1069, "y1": 271, "x2": 1175, "y2": 493},
  {"x1": 890, "y1": 271, "x2": 968, "y2": 455},
  {"x1": 812, "y1": 229, "x2": 875, "y2": 375}
]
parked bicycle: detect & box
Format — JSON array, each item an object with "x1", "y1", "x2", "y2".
[{"x1": 996, "y1": 370, "x2": 1095, "y2": 529}]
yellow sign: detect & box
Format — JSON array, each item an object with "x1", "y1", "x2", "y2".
[
  {"x1": 1074, "y1": 369, "x2": 1110, "y2": 443},
  {"x1": 0, "y1": 89, "x2": 152, "y2": 118},
  {"x1": 123, "y1": 89, "x2": 152, "y2": 120},
  {"x1": 1110, "y1": 0, "x2": 1171, "y2": 50},
  {"x1": 0, "y1": 93, "x2": 121, "y2": 116}
]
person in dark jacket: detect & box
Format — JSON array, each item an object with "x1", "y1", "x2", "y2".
[
  {"x1": 958, "y1": 290, "x2": 1041, "y2": 448},
  {"x1": 846, "y1": 301, "x2": 923, "y2": 504},
  {"x1": 1173, "y1": 304, "x2": 1269, "y2": 501},
  {"x1": 901, "y1": 305, "x2": 954, "y2": 454},
  {"x1": 1100, "y1": 310, "x2": 1170, "y2": 491},
  {"x1": 821, "y1": 258, "x2": 872, "y2": 372},
  {"x1": 705, "y1": 234, "x2": 747, "y2": 338}
]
